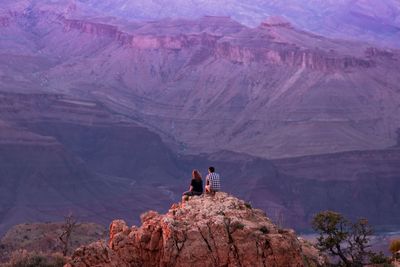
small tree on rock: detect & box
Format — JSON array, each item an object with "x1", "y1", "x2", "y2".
[
  {"x1": 59, "y1": 214, "x2": 77, "y2": 256},
  {"x1": 312, "y1": 211, "x2": 373, "y2": 267}
]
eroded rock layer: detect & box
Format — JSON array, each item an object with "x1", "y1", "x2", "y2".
[{"x1": 68, "y1": 193, "x2": 324, "y2": 267}]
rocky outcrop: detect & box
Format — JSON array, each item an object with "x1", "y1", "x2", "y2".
[
  {"x1": 62, "y1": 17, "x2": 221, "y2": 49},
  {"x1": 215, "y1": 43, "x2": 373, "y2": 70},
  {"x1": 67, "y1": 193, "x2": 325, "y2": 267},
  {"x1": 63, "y1": 19, "x2": 120, "y2": 39},
  {"x1": 60, "y1": 15, "x2": 373, "y2": 71},
  {"x1": 51, "y1": 9, "x2": 374, "y2": 73},
  {"x1": 61, "y1": 21, "x2": 129, "y2": 46},
  {"x1": 261, "y1": 16, "x2": 293, "y2": 28}
]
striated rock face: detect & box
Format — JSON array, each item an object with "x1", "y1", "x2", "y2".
[
  {"x1": 67, "y1": 193, "x2": 325, "y2": 267},
  {"x1": 68, "y1": 0, "x2": 400, "y2": 48},
  {"x1": 2, "y1": 2, "x2": 400, "y2": 159},
  {"x1": 59, "y1": 14, "x2": 372, "y2": 72}
]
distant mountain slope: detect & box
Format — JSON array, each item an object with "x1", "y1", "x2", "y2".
[
  {"x1": 2, "y1": 3, "x2": 400, "y2": 158},
  {"x1": 75, "y1": 0, "x2": 400, "y2": 47},
  {"x1": 0, "y1": 92, "x2": 399, "y2": 235},
  {"x1": 183, "y1": 149, "x2": 400, "y2": 231},
  {"x1": 3, "y1": 0, "x2": 399, "y2": 46},
  {"x1": 0, "y1": 92, "x2": 186, "y2": 236}
]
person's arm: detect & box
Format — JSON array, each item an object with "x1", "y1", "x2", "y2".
[{"x1": 189, "y1": 179, "x2": 195, "y2": 191}]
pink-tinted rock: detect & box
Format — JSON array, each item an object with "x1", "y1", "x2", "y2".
[{"x1": 68, "y1": 193, "x2": 325, "y2": 267}]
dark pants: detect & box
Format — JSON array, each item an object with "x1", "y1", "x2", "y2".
[{"x1": 183, "y1": 191, "x2": 202, "y2": 196}]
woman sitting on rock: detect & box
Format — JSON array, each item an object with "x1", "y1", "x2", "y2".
[{"x1": 182, "y1": 169, "x2": 203, "y2": 201}]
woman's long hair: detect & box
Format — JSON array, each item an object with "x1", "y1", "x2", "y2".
[{"x1": 192, "y1": 169, "x2": 202, "y2": 180}]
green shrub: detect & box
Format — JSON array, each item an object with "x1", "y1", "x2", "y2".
[
  {"x1": 369, "y1": 251, "x2": 391, "y2": 265},
  {"x1": 244, "y1": 202, "x2": 252, "y2": 209},
  {"x1": 232, "y1": 221, "x2": 245, "y2": 231},
  {"x1": 259, "y1": 226, "x2": 269, "y2": 234},
  {"x1": 312, "y1": 211, "x2": 373, "y2": 267}
]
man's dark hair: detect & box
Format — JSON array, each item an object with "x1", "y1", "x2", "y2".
[{"x1": 208, "y1": 166, "x2": 215, "y2": 173}]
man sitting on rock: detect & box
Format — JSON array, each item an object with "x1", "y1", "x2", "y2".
[{"x1": 205, "y1": 166, "x2": 221, "y2": 194}]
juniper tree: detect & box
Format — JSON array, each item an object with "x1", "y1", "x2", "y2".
[{"x1": 312, "y1": 211, "x2": 373, "y2": 267}]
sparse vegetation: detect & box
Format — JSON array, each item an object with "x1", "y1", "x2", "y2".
[
  {"x1": 259, "y1": 226, "x2": 269, "y2": 234},
  {"x1": 244, "y1": 202, "x2": 252, "y2": 209},
  {"x1": 59, "y1": 214, "x2": 77, "y2": 256},
  {"x1": 368, "y1": 251, "x2": 392, "y2": 266},
  {"x1": 5, "y1": 250, "x2": 66, "y2": 267},
  {"x1": 236, "y1": 222, "x2": 245, "y2": 230},
  {"x1": 0, "y1": 222, "x2": 107, "y2": 266}
]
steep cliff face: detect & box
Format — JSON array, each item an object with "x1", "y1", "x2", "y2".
[
  {"x1": 70, "y1": 0, "x2": 400, "y2": 47},
  {"x1": 60, "y1": 15, "x2": 373, "y2": 71},
  {"x1": 67, "y1": 193, "x2": 325, "y2": 267},
  {"x1": 214, "y1": 42, "x2": 373, "y2": 70}
]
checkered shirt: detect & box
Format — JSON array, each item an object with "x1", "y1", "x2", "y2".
[{"x1": 206, "y1": 172, "x2": 221, "y2": 191}]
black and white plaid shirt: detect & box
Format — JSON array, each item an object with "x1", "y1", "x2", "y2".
[{"x1": 206, "y1": 172, "x2": 221, "y2": 191}]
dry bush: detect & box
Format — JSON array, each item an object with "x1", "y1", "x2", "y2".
[
  {"x1": 4, "y1": 250, "x2": 66, "y2": 267},
  {"x1": 390, "y1": 239, "x2": 400, "y2": 257}
]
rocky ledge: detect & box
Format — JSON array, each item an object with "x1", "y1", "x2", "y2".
[{"x1": 66, "y1": 193, "x2": 325, "y2": 267}]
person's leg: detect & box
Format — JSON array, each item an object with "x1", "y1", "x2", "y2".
[
  {"x1": 205, "y1": 185, "x2": 210, "y2": 193},
  {"x1": 182, "y1": 191, "x2": 196, "y2": 201},
  {"x1": 182, "y1": 191, "x2": 190, "y2": 202}
]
